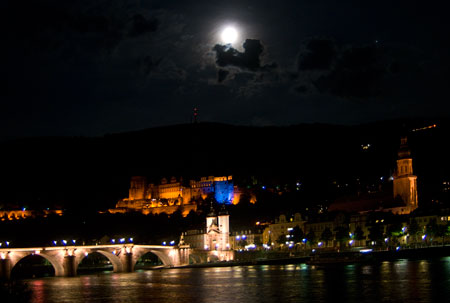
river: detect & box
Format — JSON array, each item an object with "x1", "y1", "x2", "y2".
[{"x1": 25, "y1": 257, "x2": 450, "y2": 303}]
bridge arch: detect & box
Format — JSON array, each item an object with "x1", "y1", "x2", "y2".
[
  {"x1": 75, "y1": 249, "x2": 123, "y2": 273},
  {"x1": 9, "y1": 251, "x2": 65, "y2": 277},
  {"x1": 189, "y1": 254, "x2": 203, "y2": 264},
  {"x1": 133, "y1": 251, "x2": 168, "y2": 270},
  {"x1": 131, "y1": 249, "x2": 173, "y2": 269}
]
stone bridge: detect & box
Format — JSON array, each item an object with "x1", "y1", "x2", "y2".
[{"x1": 0, "y1": 244, "x2": 190, "y2": 279}]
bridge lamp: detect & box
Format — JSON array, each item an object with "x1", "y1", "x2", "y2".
[
  {"x1": 6, "y1": 241, "x2": 9, "y2": 247},
  {"x1": 0, "y1": 243, "x2": 2, "y2": 247},
  {"x1": 72, "y1": 240, "x2": 76, "y2": 244},
  {"x1": 52, "y1": 241, "x2": 57, "y2": 245},
  {"x1": 84, "y1": 252, "x2": 89, "y2": 257},
  {"x1": 170, "y1": 241, "x2": 175, "y2": 245},
  {"x1": 111, "y1": 239, "x2": 116, "y2": 244},
  {"x1": 62, "y1": 240, "x2": 67, "y2": 245},
  {"x1": 129, "y1": 238, "x2": 133, "y2": 243},
  {"x1": 120, "y1": 238, "x2": 125, "y2": 243},
  {"x1": 162, "y1": 241, "x2": 166, "y2": 246}
]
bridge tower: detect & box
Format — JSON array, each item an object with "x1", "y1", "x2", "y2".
[{"x1": 218, "y1": 205, "x2": 230, "y2": 250}]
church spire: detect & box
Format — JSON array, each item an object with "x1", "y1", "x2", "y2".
[{"x1": 398, "y1": 136, "x2": 411, "y2": 159}]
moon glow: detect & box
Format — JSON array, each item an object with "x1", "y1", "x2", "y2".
[{"x1": 221, "y1": 27, "x2": 238, "y2": 44}]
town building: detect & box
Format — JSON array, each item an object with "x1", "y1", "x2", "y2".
[
  {"x1": 262, "y1": 213, "x2": 305, "y2": 248},
  {"x1": 230, "y1": 226, "x2": 265, "y2": 250}
]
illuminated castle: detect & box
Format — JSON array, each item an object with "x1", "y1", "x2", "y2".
[{"x1": 109, "y1": 175, "x2": 242, "y2": 216}]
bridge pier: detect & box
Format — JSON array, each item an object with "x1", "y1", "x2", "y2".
[
  {"x1": 177, "y1": 247, "x2": 191, "y2": 266},
  {"x1": 0, "y1": 258, "x2": 12, "y2": 280},
  {"x1": 119, "y1": 252, "x2": 134, "y2": 273},
  {"x1": 63, "y1": 255, "x2": 77, "y2": 277}
]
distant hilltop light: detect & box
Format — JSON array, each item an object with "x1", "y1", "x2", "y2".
[
  {"x1": 412, "y1": 124, "x2": 437, "y2": 132},
  {"x1": 361, "y1": 144, "x2": 371, "y2": 150}
]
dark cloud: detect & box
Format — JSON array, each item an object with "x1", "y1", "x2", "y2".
[
  {"x1": 217, "y1": 69, "x2": 229, "y2": 83},
  {"x1": 293, "y1": 39, "x2": 391, "y2": 99},
  {"x1": 3, "y1": 0, "x2": 159, "y2": 56},
  {"x1": 298, "y1": 39, "x2": 336, "y2": 71},
  {"x1": 213, "y1": 39, "x2": 263, "y2": 71},
  {"x1": 138, "y1": 56, "x2": 163, "y2": 76},
  {"x1": 128, "y1": 14, "x2": 159, "y2": 37},
  {"x1": 212, "y1": 39, "x2": 277, "y2": 83},
  {"x1": 314, "y1": 45, "x2": 387, "y2": 98}
]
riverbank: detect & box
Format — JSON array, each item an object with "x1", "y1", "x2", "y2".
[
  {"x1": 173, "y1": 246, "x2": 450, "y2": 269},
  {"x1": 177, "y1": 256, "x2": 311, "y2": 269},
  {"x1": 370, "y1": 245, "x2": 450, "y2": 261}
]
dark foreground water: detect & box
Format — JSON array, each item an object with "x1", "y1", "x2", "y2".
[{"x1": 26, "y1": 257, "x2": 450, "y2": 303}]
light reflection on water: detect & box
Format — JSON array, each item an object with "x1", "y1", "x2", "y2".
[{"x1": 26, "y1": 258, "x2": 450, "y2": 303}]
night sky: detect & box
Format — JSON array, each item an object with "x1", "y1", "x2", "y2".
[{"x1": 2, "y1": 0, "x2": 449, "y2": 138}]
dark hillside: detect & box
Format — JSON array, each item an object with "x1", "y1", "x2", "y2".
[{"x1": 0, "y1": 118, "x2": 448, "y2": 212}]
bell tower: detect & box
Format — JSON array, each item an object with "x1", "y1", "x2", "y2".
[{"x1": 393, "y1": 137, "x2": 418, "y2": 211}]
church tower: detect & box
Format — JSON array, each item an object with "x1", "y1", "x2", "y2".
[{"x1": 393, "y1": 137, "x2": 418, "y2": 211}]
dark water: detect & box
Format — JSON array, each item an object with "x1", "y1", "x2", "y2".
[{"x1": 26, "y1": 257, "x2": 450, "y2": 303}]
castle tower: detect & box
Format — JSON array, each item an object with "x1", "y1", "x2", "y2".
[
  {"x1": 129, "y1": 176, "x2": 147, "y2": 200},
  {"x1": 393, "y1": 137, "x2": 418, "y2": 211}
]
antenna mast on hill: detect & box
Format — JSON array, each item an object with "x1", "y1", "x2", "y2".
[{"x1": 192, "y1": 107, "x2": 199, "y2": 124}]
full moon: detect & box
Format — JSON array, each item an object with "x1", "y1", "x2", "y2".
[{"x1": 221, "y1": 27, "x2": 238, "y2": 44}]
